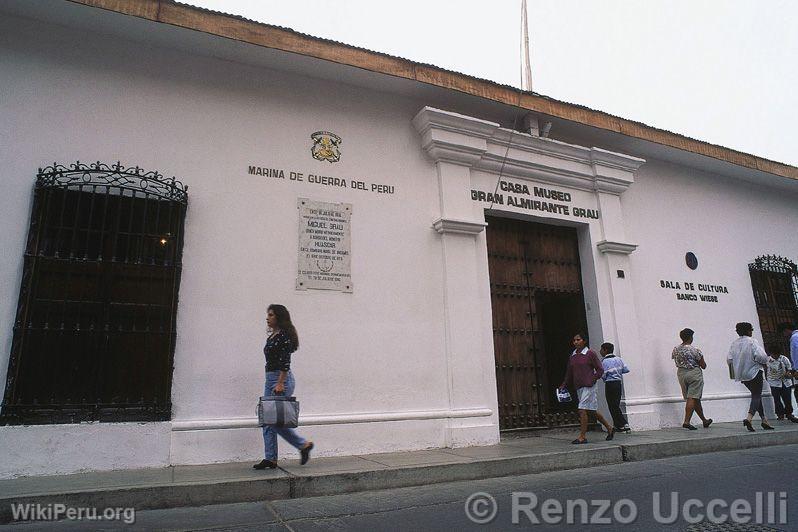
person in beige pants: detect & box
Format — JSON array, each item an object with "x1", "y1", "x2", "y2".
[{"x1": 671, "y1": 328, "x2": 712, "y2": 430}]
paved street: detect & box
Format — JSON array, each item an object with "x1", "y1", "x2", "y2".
[{"x1": 3, "y1": 443, "x2": 796, "y2": 531}]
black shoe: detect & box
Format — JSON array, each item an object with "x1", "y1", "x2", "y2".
[
  {"x1": 703, "y1": 418, "x2": 713, "y2": 428},
  {"x1": 743, "y1": 419, "x2": 755, "y2": 432},
  {"x1": 300, "y1": 442, "x2": 314, "y2": 465},
  {"x1": 253, "y1": 459, "x2": 277, "y2": 470},
  {"x1": 682, "y1": 423, "x2": 697, "y2": 430},
  {"x1": 787, "y1": 415, "x2": 798, "y2": 423},
  {"x1": 571, "y1": 438, "x2": 588, "y2": 444},
  {"x1": 605, "y1": 428, "x2": 615, "y2": 441},
  {"x1": 761, "y1": 422, "x2": 775, "y2": 431}
]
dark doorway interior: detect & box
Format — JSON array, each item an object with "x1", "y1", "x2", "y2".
[{"x1": 540, "y1": 292, "x2": 588, "y2": 419}]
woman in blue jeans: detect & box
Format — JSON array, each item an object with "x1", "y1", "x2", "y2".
[{"x1": 253, "y1": 304, "x2": 314, "y2": 470}]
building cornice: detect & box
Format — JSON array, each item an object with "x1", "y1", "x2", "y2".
[
  {"x1": 596, "y1": 240, "x2": 639, "y2": 255},
  {"x1": 413, "y1": 107, "x2": 645, "y2": 194},
  {"x1": 432, "y1": 217, "x2": 488, "y2": 235}
]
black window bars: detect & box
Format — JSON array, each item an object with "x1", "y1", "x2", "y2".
[
  {"x1": 1, "y1": 162, "x2": 188, "y2": 425},
  {"x1": 749, "y1": 255, "x2": 798, "y2": 354}
]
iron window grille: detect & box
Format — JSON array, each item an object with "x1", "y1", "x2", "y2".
[
  {"x1": 1, "y1": 162, "x2": 188, "y2": 425},
  {"x1": 748, "y1": 255, "x2": 798, "y2": 353}
]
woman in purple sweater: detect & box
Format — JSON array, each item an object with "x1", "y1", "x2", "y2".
[{"x1": 561, "y1": 333, "x2": 615, "y2": 444}]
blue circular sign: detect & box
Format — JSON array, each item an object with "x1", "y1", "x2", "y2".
[{"x1": 686, "y1": 252, "x2": 698, "y2": 270}]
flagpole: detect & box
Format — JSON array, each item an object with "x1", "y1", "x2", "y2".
[{"x1": 520, "y1": 0, "x2": 533, "y2": 91}]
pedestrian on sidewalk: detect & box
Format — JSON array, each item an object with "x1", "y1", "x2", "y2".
[
  {"x1": 671, "y1": 328, "x2": 713, "y2": 430},
  {"x1": 765, "y1": 346, "x2": 797, "y2": 422},
  {"x1": 600, "y1": 342, "x2": 630, "y2": 432},
  {"x1": 778, "y1": 322, "x2": 798, "y2": 407},
  {"x1": 561, "y1": 333, "x2": 615, "y2": 444},
  {"x1": 254, "y1": 304, "x2": 314, "y2": 470},
  {"x1": 727, "y1": 322, "x2": 774, "y2": 432}
]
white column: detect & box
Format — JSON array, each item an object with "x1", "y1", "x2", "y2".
[
  {"x1": 414, "y1": 109, "x2": 500, "y2": 446},
  {"x1": 591, "y1": 148, "x2": 652, "y2": 427}
]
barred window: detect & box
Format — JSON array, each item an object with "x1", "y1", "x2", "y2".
[
  {"x1": 749, "y1": 255, "x2": 798, "y2": 354},
  {"x1": 1, "y1": 162, "x2": 188, "y2": 424}
]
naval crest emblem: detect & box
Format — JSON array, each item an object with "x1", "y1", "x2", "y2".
[{"x1": 310, "y1": 131, "x2": 342, "y2": 163}]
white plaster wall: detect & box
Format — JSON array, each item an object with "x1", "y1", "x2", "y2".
[
  {"x1": 0, "y1": 14, "x2": 483, "y2": 477},
  {"x1": 623, "y1": 160, "x2": 798, "y2": 426},
  {"x1": 0, "y1": 424, "x2": 171, "y2": 479}
]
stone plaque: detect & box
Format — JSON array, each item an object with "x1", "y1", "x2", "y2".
[{"x1": 297, "y1": 198, "x2": 352, "y2": 292}]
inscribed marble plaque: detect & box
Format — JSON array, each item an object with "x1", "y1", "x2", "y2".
[{"x1": 297, "y1": 198, "x2": 352, "y2": 292}]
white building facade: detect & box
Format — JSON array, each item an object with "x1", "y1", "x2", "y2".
[{"x1": 1, "y1": 1, "x2": 797, "y2": 478}]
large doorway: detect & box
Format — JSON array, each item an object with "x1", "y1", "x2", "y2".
[{"x1": 486, "y1": 215, "x2": 588, "y2": 430}]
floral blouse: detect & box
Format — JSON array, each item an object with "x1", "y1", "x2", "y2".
[
  {"x1": 264, "y1": 330, "x2": 296, "y2": 372},
  {"x1": 672, "y1": 344, "x2": 703, "y2": 369}
]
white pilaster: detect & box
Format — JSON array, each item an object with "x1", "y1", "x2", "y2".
[
  {"x1": 590, "y1": 149, "x2": 651, "y2": 426},
  {"x1": 413, "y1": 108, "x2": 501, "y2": 446}
]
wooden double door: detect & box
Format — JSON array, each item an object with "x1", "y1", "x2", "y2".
[{"x1": 486, "y1": 215, "x2": 588, "y2": 430}]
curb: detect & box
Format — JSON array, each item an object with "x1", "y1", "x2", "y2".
[
  {"x1": 2, "y1": 447, "x2": 623, "y2": 524},
  {"x1": 290, "y1": 445, "x2": 622, "y2": 499},
  {"x1": 3, "y1": 430, "x2": 797, "y2": 523},
  {"x1": 622, "y1": 428, "x2": 798, "y2": 462}
]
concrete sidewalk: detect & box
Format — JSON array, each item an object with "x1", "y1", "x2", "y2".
[{"x1": 3, "y1": 420, "x2": 798, "y2": 523}]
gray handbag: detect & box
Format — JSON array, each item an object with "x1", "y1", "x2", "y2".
[{"x1": 257, "y1": 395, "x2": 300, "y2": 428}]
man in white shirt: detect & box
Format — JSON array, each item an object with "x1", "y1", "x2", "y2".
[
  {"x1": 727, "y1": 322, "x2": 772, "y2": 431},
  {"x1": 779, "y1": 322, "x2": 798, "y2": 406}
]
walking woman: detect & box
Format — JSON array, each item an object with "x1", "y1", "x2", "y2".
[
  {"x1": 727, "y1": 322, "x2": 773, "y2": 432},
  {"x1": 671, "y1": 328, "x2": 712, "y2": 430},
  {"x1": 561, "y1": 333, "x2": 615, "y2": 444},
  {"x1": 254, "y1": 304, "x2": 314, "y2": 469}
]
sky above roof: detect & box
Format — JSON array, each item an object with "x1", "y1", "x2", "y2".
[{"x1": 186, "y1": 0, "x2": 798, "y2": 167}]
